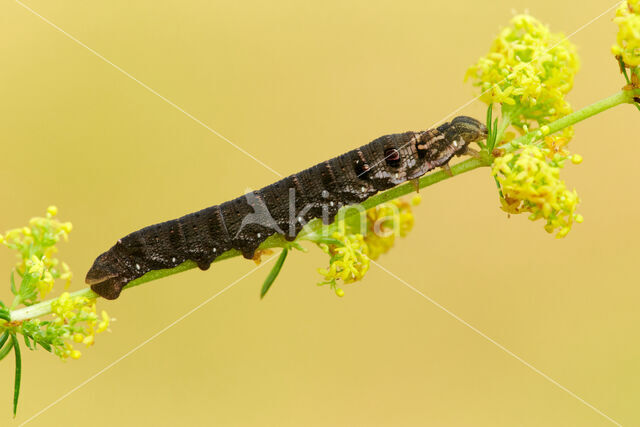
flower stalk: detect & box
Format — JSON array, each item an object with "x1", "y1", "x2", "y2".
[{"x1": 507, "y1": 89, "x2": 640, "y2": 149}]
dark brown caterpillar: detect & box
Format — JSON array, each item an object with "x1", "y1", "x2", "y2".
[{"x1": 86, "y1": 116, "x2": 487, "y2": 299}]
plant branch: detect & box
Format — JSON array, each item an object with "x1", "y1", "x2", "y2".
[
  {"x1": 505, "y1": 89, "x2": 640, "y2": 149},
  {"x1": 10, "y1": 88, "x2": 639, "y2": 322}
]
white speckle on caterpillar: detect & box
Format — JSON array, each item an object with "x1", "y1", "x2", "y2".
[
  {"x1": 135, "y1": 263, "x2": 140, "y2": 270},
  {"x1": 257, "y1": 233, "x2": 261, "y2": 238},
  {"x1": 172, "y1": 257, "x2": 176, "y2": 263},
  {"x1": 213, "y1": 248, "x2": 217, "y2": 253},
  {"x1": 395, "y1": 173, "x2": 399, "y2": 178},
  {"x1": 330, "y1": 201, "x2": 334, "y2": 206},
  {"x1": 453, "y1": 140, "x2": 458, "y2": 147},
  {"x1": 361, "y1": 186, "x2": 366, "y2": 193}
]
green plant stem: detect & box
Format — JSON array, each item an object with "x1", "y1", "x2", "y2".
[
  {"x1": 506, "y1": 89, "x2": 640, "y2": 149},
  {"x1": 9, "y1": 89, "x2": 639, "y2": 323}
]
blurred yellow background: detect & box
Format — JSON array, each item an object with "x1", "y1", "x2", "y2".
[{"x1": 1, "y1": 0, "x2": 638, "y2": 425}]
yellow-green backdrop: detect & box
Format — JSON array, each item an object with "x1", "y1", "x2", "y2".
[{"x1": 1, "y1": 1, "x2": 638, "y2": 425}]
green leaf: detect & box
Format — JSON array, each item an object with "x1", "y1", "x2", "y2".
[
  {"x1": 10, "y1": 270, "x2": 17, "y2": 296},
  {"x1": 11, "y1": 334, "x2": 21, "y2": 417},
  {"x1": 288, "y1": 242, "x2": 307, "y2": 252},
  {"x1": 618, "y1": 57, "x2": 631, "y2": 85},
  {"x1": 489, "y1": 117, "x2": 499, "y2": 151},
  {"x1": 35, "y1": 340, "x2": 51, "y2": 352},
  {"x1": 0, "y1": 309, "x2": 10, "y2": 321},
  {"x1": 311, "y1": 237, "x2": 343, "y2": 246},
  {"x1": 494, "y1": 176, "x2": 504, "y2": 199},
  {"x1": 0, "y1": 332, "x2": 8, "y2": 350},
  {"x1": 483, "y1": 104, "x2": 493, "y2": 150},
  {"x1": 486, "y1": 104, "x2": 493, "y2": 132},
  {"x1": 23, "y1": 334, "x2": 34, "y2": 351},
  {"x1": 0, "y1": 337, "x2": 14, "y2": 361},
  {"x1": 260, "y1": 248, "x2": 289, "y2": 299}
]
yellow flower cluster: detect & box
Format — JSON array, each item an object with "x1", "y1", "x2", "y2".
[
  {"x1": 316, "y1": 196, "x2": 419, "y2": 296},
  {"x1": 493, "y1": 146, "x2": 582, "y2": 237},
  {"x1": 612, "y1": 0, "x2": 640, "y2": 67},
  {"x1": 363, "y1": 196, "x2": 420, "y2": 260},
  {"x1": 466, "y1": 14, "x2": 580, "y2": 127},
  {"x1": 1, "y1": 206, "x2": 73, "y2": 298},
  {"x1": 50, "y1": 292, "x2": 111, "y2": 359},
  {"x1": 317, "y1": 232, "x2": 370, "y2": 297},
  {"x1": 1, "y1": 206, "x2": 112, "y2": 361}
]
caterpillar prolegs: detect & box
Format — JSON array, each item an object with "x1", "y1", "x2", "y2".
[{"x1": 86, "y1": 116, "x2": 487, "y2": 299}]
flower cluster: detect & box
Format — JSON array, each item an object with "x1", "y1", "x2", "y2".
[
  {"x1": 48, "y1": 292, "x2": 110, "y2": 359},
  {"x1": 466, "y1": 14, "x2": 580, "y2": 130},
  {"x1": 1, "y1": 207, "x2": 112, "y2": 361},
  {"x1": 316, "y1": 196, "x2": 419, "y2": 296},
  {"x1": 363, "y1": 196, "x2": 420, "y2": 260},
  {"x1": 612, "y1": 0, "x2": 640, "y2": 67},
  {"x1": 1, "y1": 206, "x2": 73, "y2": 299},
  {"x1": 492, "y1": 146, "x2": 583, "y2": 237},
  {"x1": 317, "y1": 231, "x2": 370, "y2": 297}
]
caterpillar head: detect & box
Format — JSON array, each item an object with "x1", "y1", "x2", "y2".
[
  {"x1": 85, "y1": 249, "x2": 128, "y2": 300},
  {"x1": 449, "y1": 116, "x2": 488, "y2": 148}
]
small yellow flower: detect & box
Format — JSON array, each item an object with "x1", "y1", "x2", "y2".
[
  {"x1": 27, "y1": 255, "x2": 46, "y2": 276},
  {"x1": 39, "y1": 270, "x2": 55, "y2": 298},
  {"x1": 97, "y1": 310, "x2": 110, "y2": 333},
  {"x1": 47, "y1": 205, "x2": 58, "y2": 217},
  {"x1": 543, "y1": 126, "x2": 574, "y2": 158}
]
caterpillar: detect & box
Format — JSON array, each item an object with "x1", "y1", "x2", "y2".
[{"x1": 86, "y1": 116, "x2": 487, "y2": 299}]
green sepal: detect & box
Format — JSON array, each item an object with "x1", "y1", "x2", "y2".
[{"x1": 260, "y1": 248, "x2": 289, "y2": 299}]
